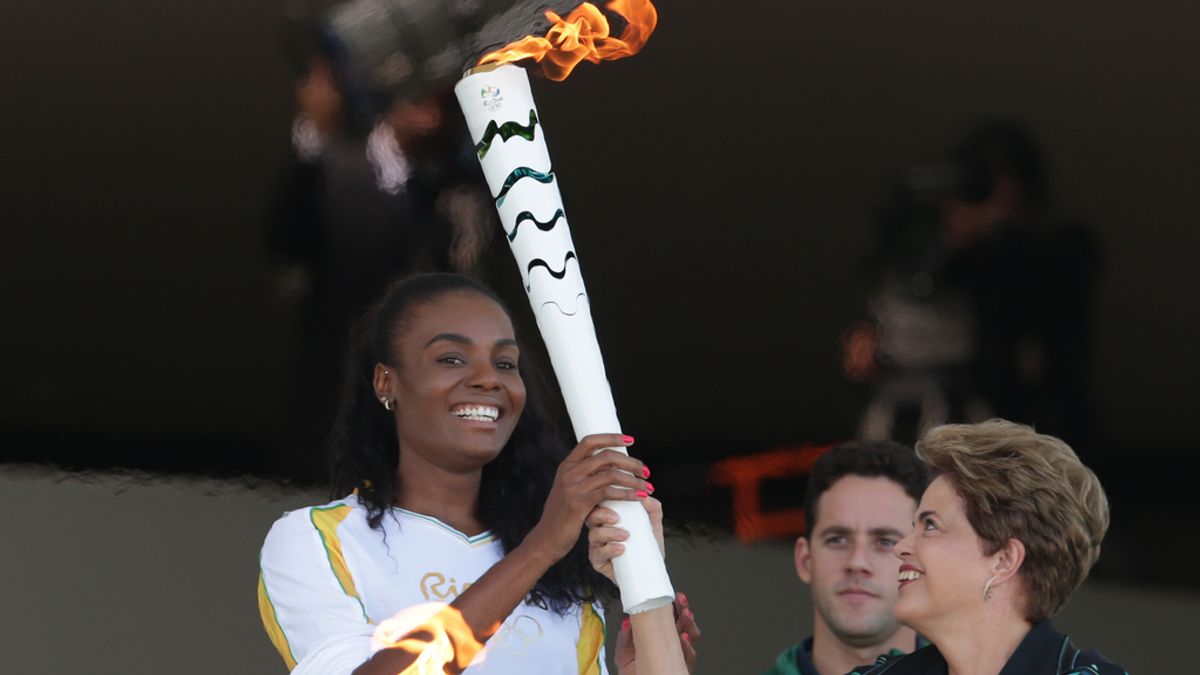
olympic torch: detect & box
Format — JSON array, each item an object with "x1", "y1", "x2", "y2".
[{"x1": 454, "y1": 2, "x2": 672, "y2": 614}]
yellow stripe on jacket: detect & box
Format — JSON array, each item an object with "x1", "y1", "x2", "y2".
[
  {"x1": 257, "y1": 571, "x2": 298, "y2": 670},
  {"x1": 311, "y1": 504, "x2": 372, "y2": 623},
  {"x1": 577, "y1": 603, "x2": 605, "y2": 675}
]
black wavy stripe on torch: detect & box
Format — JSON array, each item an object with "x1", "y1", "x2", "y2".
[
  {"x1": 506, "y1": 209, "x2": 565, "y2": 241},
  {"x1": 525, "y1": 251, "x2": 578, "y2": 291}
]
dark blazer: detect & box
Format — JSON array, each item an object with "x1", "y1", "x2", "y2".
[{"x1": 848, "y1": 621, "x2": 1127, "y2": 674}]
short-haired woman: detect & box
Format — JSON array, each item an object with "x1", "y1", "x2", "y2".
[{"x1": 852, "y1": 419, "x2": 1127, "y2": 674}]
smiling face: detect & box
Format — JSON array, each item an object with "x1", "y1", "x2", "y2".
[
  {"x1": 796, "y1": 475, "x2": 917, "y2": 648},
  {"x1": 377, "y1": 290, "x2": 527, "y2": 473},
  {"x1": 893, "y1": 475, "x2": 995, "y2": 634}
]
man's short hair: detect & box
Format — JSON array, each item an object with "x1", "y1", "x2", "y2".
[{"x1": 803, "y1": 441, "x2": 930, "y2": 536}]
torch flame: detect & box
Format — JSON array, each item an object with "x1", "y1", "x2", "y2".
[
  {"x1": 371, "y1": 603, "x2": 491, "y2": 674},
  {"x1": 477, "y1": 0, "x2": 658, "y2": 81}
]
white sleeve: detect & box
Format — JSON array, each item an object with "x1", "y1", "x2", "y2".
[{"x1": 259, "y1": 509, "x2": 376, "y2": 675}]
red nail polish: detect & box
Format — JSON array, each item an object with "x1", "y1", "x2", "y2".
[
  {"x1": 681, "y1": 632, "x2": 691, "y2": 643},
  {"x1": 636, "y1": 491, "x2": 648, "y2": 499},
  {"x1": 622, "y1": 434, "x2": 635, "y2": 444},
  {"x1": 679, "y1": 592, "x2": 688, "y2": 605},
  {"x1": 641, "y1": 465, "x2": 651, "y2": 478},
  {"x1": 621, "y1": 617, "x2": 630, "y2": 631},
  {"x1": 645, "y1": 481, "x2": 655, "y2": 493},
  {"x1": 685, "y1": 608, "x2": 694, "y2": 619}
]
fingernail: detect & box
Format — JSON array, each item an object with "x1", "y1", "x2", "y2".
[
  {"x1": 621, "y1": 617, "x2": 630, "y2": 631},
  {"x1": 636, "y1": 491, "x2": 648, "y2": 499},
  {"x1": 685, "y1": 608, "x2": 694, "y2": 619},
  {"x1": 679, "y1": 592, "x2": 688, "y2": 605},
  {"x1": 621, "y1": 434, "x2": 635, "y2": 444},
  {"x1": 682, "y1": 632, "x2": 691, "y2": 643},
  {"x1": 644, "y1": 481, "x2": 655, "y2": 494},
  {"x1": 641, "y1": 465, "x2": 651, "y2": 478}
]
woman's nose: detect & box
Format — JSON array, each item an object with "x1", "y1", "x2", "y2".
[
  {"x1": 467, "y1": 361, "x2": 501, "y2": 389},
  {"x1": 893, "y1": 528, "x2": 916, "y2": 560}
]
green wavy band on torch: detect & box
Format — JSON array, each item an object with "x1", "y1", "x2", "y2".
[
  {"x1": 494, "y1": 167, "x2": 555, "y2": 207},
  {"x1": 476, "y1": 110, "x2": 539, "y2": 160}
]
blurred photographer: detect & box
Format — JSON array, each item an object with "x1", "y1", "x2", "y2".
[{"x1": 847, "y1": 120, "x2": 1098, "y2": 449}]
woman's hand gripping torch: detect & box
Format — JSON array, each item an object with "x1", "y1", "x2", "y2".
[{"x1": 454, "y1": 64, "x2": 673, "y2": 614}]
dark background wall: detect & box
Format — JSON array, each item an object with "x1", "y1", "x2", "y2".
[{"x1": 3, "y1": 1, "x2": 1198, "y2": 468}]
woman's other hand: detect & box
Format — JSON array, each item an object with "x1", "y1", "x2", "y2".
[
  {"x1": 586, "y1": 496, "x2": 664, "y2": 584},
  {"x1": 527, "y1": 434, "x2": 648, "y2": 561}
]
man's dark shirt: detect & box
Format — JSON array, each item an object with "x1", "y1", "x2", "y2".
[{"x1": 762, "y1": 636, "x2": 924, "y2": 675}]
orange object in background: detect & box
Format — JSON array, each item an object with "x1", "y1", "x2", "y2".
[{"x1": 709, "y1": 444, "x2": 833, "y2": 544}]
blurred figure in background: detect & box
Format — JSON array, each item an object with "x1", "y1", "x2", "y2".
[
  {"x1": 264, "y1": 31, "x2": 495, "y2": 479},
  {"x1": 845, "y1": 120, "x2": 1098, "y2": 449}
]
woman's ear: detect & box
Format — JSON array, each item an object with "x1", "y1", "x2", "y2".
[
  {"x1": 373, "y1": 364, "x2": 394, "y2": 405},
  {"x1": 990, "y1": 537, "x2": 1026, "y2": 587}
]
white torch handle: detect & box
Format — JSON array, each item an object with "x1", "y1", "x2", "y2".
[{"x1": 455, "y1": 64, "x2": 674, "y2": 614}]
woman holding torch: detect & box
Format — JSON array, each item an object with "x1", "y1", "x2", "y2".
[{"x1": 258, "y1": 273, "x2": 696, "y2": 675}]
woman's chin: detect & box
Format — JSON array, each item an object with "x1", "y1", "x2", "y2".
[
  {"x1": 447, "y1": 428, "x2": 512, "y2": 464},
  {"x1": 460, "y1": 444, "x2": 504, "y2": 465},
  {"x1": 893, "y1": 594, "x2": 924, "y2": 631}
]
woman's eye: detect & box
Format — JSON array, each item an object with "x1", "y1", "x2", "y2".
[
  {"x1": 438, "y1": 356, "x2": 465, "y2": 366},
  {"x1": 923, "y1": 518, "x2": 937, "y2": 531},
  {"x1": 494, "y1": 360, "x2": 517, "y2": 370}
]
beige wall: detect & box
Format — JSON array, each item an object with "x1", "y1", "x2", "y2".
[{"x1": 2, "y1": 467, "x2": 1189, "y2": 673}]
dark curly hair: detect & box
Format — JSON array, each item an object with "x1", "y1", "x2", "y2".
[
  {"x1": 328, "y1": 273, "x2": 613, "y2": 613},
  {"x1": 803, "y1": 440, "x2": 930, "y2": 536}
]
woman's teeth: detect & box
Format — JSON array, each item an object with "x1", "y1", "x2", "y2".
[
  {"x1": 898, "y1": 570, "x2": 924, "y2": 582},
  {"x1": 453, "y1": 406, "x2": 499, "y2": 422}
]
